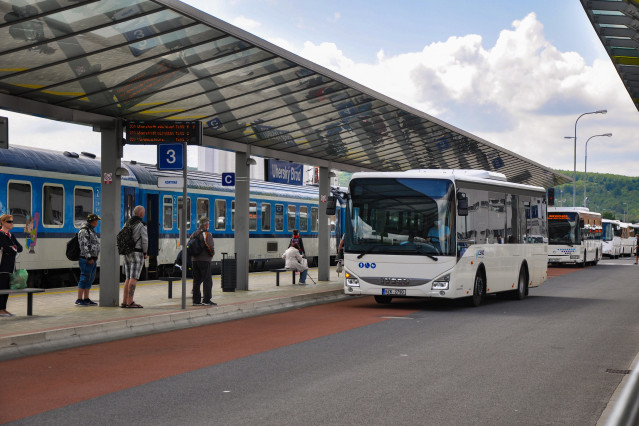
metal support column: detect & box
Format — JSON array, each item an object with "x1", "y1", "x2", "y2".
[
  {"x1": 234, "y1": 152, "x2": 250, "y2": 291},
  {"x1": 99, "y1": 120, "x2": 122, "y2": 307},
  {"x1": 318, "y1": 166, "x2": 330, "y2": 281}
]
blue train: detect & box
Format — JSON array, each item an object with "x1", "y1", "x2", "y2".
[{"x1": 0, "y1": 146, "x2": 344, "y2": 288}]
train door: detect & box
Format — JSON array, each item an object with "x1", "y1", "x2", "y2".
[
  {"x1": 124, "y1": 187, "x2": 135, "y2": 223},
  {"x1": 146, "y1": 193, "x2": 159, "y2": 256}
]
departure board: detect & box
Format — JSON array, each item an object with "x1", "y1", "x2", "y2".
[{"x1": 125, "y1": 121, "x2": 202, "y2": 145}]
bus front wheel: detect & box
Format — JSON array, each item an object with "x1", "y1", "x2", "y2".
[
  {"x1": 469, "y1": 272, "x2": 485, "y2": 307},
  {"x1": 374, "y1": 295, "x2": 393, "y2": 304}
]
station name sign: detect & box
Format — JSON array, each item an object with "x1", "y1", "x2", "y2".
[
  {"x1": 267, "y1": 159, "x2": 303, "y2": 186},
  {"x1": 125, "y1": 120, "x2": 202, "y2": 145}
]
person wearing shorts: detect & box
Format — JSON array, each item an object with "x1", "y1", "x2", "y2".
[{"x1": 121, "y1": 206, "x2": 148, "y2": 308}]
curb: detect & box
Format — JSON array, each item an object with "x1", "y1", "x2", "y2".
[{"x1": 0, "y1": 290, "x2": 352, "y2": 361}]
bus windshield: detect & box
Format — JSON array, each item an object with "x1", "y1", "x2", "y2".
[
  {"x1": 602, "y1": 222, "x2": 613, "y2": 242},
  {"x1": 548, "y1": 212, "x2": 579, "y2": 245},
  {"x1": 346, "y1": 178, "x2": 455, "y2": 256}
]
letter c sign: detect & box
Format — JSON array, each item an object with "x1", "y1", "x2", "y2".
[{"x1": 222, "y1": 173, "x2": 235, "y2": 187}]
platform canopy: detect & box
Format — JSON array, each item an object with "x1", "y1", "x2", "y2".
[
  {"x1": 0, "y1": 0, "x2": 569, "y2": 187},
  {"x1": 581, "y1": 0, "x2": 639, "y2": 111}
]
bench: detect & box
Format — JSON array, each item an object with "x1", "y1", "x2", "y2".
[
  {"x1": 270, "y1": 268, "x2": 297, "y2": 286},
  {"x1": 159, "y1": 277, "x2": 179, "y2": 299},
  {"x1": 0, "y1": 288, "x2": 45, "y2": 316}
]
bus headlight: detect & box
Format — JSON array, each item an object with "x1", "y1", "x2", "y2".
[
  {"x1": 345, "y1": 271, "x2": 360, "y2": 287},
  {"x1": 432, "y1": 274, "x2": 450, "y2": 290}
]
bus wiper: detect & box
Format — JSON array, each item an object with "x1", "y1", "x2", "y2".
[
  {"x1": 357, "y1": 246, "x2": 378, "y2": 259},
  {"x1": 412, "y1": 248, "x2": 438, "y2": 261}
]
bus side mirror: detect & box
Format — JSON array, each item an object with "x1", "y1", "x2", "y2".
[
  {"x1": 579, "y1": 219, "x2": 584, "y2": 229},
  {"x1": 326, "y1": 195, "x2": 337, "y2": 215},
  {"x1": 457, "y1": 192, "x2": 468, "y2": 216}
]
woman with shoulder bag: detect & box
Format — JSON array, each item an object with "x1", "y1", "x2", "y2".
[{"x1": 0, "y1": 214, "x2": 23, "y2": 317}]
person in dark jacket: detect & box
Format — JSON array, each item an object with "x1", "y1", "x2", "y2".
[
  {"x1": 76, "y1": 213, "x2": 100, "y2": 306},
  {"x1": 190, "y1": 217, "x2": 216, "y2": 306},
  {"x1": 0, "y1": 214, "x2": 23, "y2": 317},
  {"x1": 290, "y1": 229, "x2": 305, "y2": 256}
]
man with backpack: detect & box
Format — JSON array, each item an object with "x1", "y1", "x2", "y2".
[
  {"x1": 76, "y1": 213, "x2": 100, "y2": 306},
  {"x1": 120, "y1": 205, "x2": 148, "y2": 308},
  {"x1": 190, "y1": 217, "x2": 216, "y2": 306}
]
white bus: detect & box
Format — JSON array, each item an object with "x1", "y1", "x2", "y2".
[
  {"x1": 342, "y1": 169, "x2": 548, "y2": 307},
  {"x1": 602, "y1": 219, "x2": 622, "y2": 258},
  {"x1": 547, "y1": 207, "x2": 602, "y2": 266}
]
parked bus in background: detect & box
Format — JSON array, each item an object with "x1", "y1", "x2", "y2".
[
  {"x1": 619, "y1": 222, "x2": 634, "y2": 257},
  {"x1": 342, "y1": 169, "x2": 548, "y2": 307},
  {"x1": 548, "y1": 207, "x2": 602, "y2": 267},
  {"x1": 602, "y1": 219, "x2": 622, "y2": 259}
]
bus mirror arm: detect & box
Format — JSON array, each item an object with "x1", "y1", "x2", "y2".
[{"x1": 457, "y1": 192, "x2": 468, "y2": 217}]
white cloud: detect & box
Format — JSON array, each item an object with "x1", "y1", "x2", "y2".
[{"x1": 295, "y1": 12, "x2": 639, "y2": 176}]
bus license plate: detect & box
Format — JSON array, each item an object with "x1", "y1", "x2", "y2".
[{"x1": 382, "y1": 288, "x2": 406, "y2": 296}]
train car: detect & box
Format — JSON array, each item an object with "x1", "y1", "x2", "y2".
[{"x1": 0, "y1": 146, "x2": 343, "y2": 288}]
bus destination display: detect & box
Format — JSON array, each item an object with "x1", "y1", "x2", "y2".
[{"x1": 126, "y1": 121, "x2": 202, "y2": 145}]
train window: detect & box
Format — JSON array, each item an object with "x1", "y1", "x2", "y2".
[
  {"x1": 215, "y1": 199, "x2": 226, "y2": 230},
  {"x1": 74, "y1": 187, "x2": 94, "y2": 228},
  {"x1": 163, "y1": 196, "x2": 173, "y2": 230},
  {"x1": 8, "y1": 181, "x2": 31, "y2": 226},
  {"x1": 231, "y1": 201, "x2": 235, "y2": 231},
  {"x1": 311, "y1": 207, "x2": 319, "y2": 232},
  {"x1": 261, "y1": 203, "x2": 271, "y2": 231},
  {"x1": 275, "y1": 204, "x2": 284, "y2": 231},
  {"x1": 197, "y1": 198, "x2": 209, "y2": 223},
  {"x1": 177, "y1": 197, "x2": 191, "y2": 230},
  {"x1": 299, "y1": 206, "x2": 308, "y2": 232},
  {"x1": 287, "y1": 205, "x2": 296, "y2": 231},
  {"x1": 43, "y1": 184, "x2": 64, "y2": 227},
  {"x1": 249, "y1": 201, "x2": 257, "y2": 231}
]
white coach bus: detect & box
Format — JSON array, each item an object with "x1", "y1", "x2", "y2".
[
  {"x1": 602, "y1": 219, "x2": 622, "y2": 258},
  {"x1": 547, "y1": 207, "x2": 602, "y2": 266},
  {"x1": 342, "y1": 169, "x2": 548, "y2": 307}
]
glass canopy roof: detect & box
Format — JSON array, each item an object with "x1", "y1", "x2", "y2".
[
  {"x1": 581, "y1": 0, "x2": 639, "y2": 111},
  {"x1": 0, "y1": 0, "x2": 569, "y2": 187}
]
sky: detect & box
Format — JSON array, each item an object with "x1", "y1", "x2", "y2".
[{"x1": 4, "y1": 0, "x2": 637, "y2": 178}]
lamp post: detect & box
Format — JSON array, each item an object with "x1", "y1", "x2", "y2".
[
  {"x1": 624, "y1": 203, "x2": 628, "y2": 222},
  {"x1": 584, "y1": 133, "x2": 612, "y2": 207},
  {"x1": 570, "y1": 110, "x2": 607, "y2": 207}
]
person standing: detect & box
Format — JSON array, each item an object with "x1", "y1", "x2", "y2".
[
  {"x1": 290, "y1": 229, "x2": 305, "y2": 256},
  {"x1": 76, "y1": 213, "x2": 100, "y2": 306},
  {"x1": 191, "y1": 217, "x2": 216, "y2": 306},
  {"x1": 121, "y1": 206, "x2": 148, "y2": 308},
  {"x1": 282, "y1": 242, "x2": 308, "y2": 285},
  {"x1": 0, "y1": 214, "x2": 23, "y2": 317}
]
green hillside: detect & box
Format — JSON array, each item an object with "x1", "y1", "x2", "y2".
[{"x1": 552, "y1": 170, "x2": 639, "y2": 223}]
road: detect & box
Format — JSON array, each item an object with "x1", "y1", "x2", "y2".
[{"x1": 3, "y1": 259, "x2": 639, "y2": 425}]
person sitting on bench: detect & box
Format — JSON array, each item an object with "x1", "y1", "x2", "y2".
[{"x1": 282, "y1": 242, "x2": 308, "y2": 285}]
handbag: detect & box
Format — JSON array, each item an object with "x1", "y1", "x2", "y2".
[
  {"x1": 300, "y1": 258, "x2": 308, "y2": 269},
  {"x1": 10, "y1": 269, "x2": 28, "y2": 290}
]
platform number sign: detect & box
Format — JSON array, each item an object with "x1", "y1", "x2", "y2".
[{"x1": 157, "y1": 143, "x2": 184, "y2": 171}]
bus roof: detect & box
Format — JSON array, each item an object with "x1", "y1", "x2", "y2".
[
  {"x1": 350, "y1": 169, "x2": 546, "y2": 193},
  {"x1": 548, "y1": 207, "x2": 601, "y2": 217}
]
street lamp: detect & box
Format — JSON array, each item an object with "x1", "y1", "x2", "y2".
[
  {"x1": 570, "y1": 110, "x2": 607, "y2": 206},
  {"x1": 624, "y1": 202, "x2": 628, "y2": 222},
  {"x1": 584, "y1": 133, "x2": 612, "y2": 207}
]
